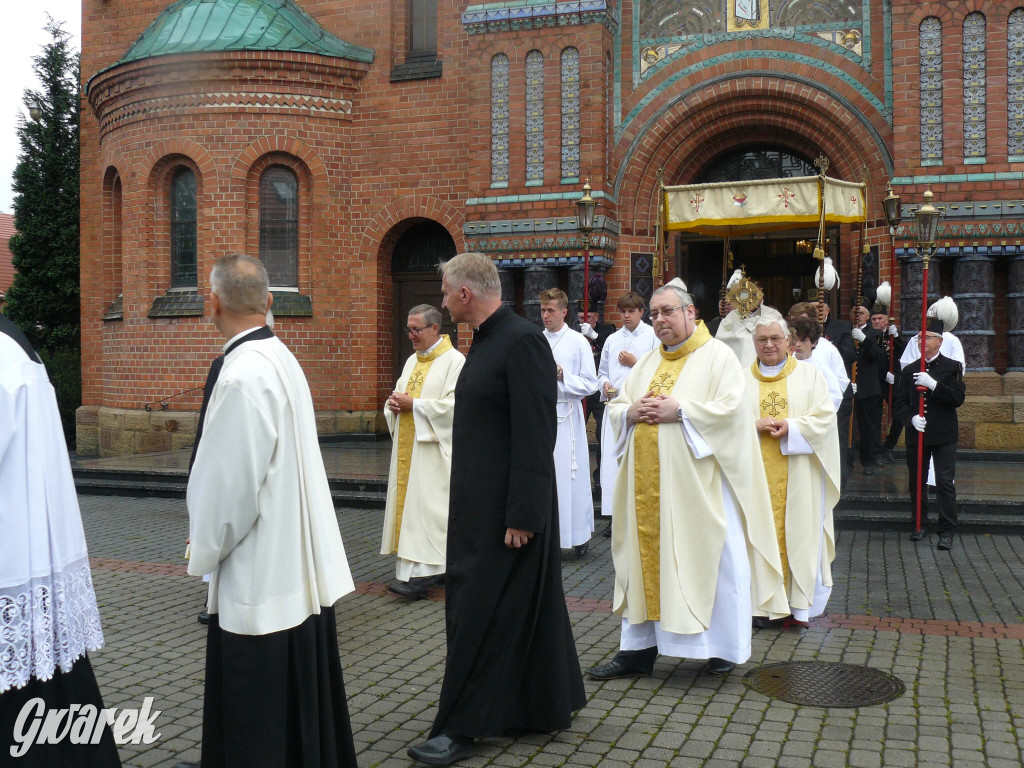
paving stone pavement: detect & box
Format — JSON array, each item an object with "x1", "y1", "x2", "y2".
[{"x1": 76, "y1": 495, "x2": 1024, "y2": 768}]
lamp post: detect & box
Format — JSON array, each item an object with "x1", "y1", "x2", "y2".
[
  {"x1": 911, "y1": 188, "x2": 941, "y2": 535},
  {"x1": 882, "y1": 181, "x2": 902, "y2": 417},
  {"x1": 575, "y1": 178, "x2": 597, "y2": 318},
  {"x1": 27, "y1": 98, "x2": 44, "y2": 122}
]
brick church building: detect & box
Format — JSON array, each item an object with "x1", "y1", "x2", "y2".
[{"x1": 78, "y1": 0, "x2": 1024, "y2": 455}]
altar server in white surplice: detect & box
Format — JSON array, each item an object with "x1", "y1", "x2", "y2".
[
  {"x1": 382, "y1": 304, "x2": 465, "y2": 600},
  {"x1": 586, "y1": 284, "x2": 788, "y2": 682},
  {"x1": 186, "y1": 254, "x2": 357, "y2": 768},
  {"x1": 597, "y1": 291, "x2": 659, "y2": 518},
  {"x1": 747, "y1": 317, "x2": 840, "y2": 629},
  {"x1": 0, "y1": 315, "x2": 120, "y2": 766},
  {"x1": 715, "y1": 269, "x2": 784, "y2": 367},
  {"x1": 539, "y1": 288, "x2": 599, "y2": 555}
]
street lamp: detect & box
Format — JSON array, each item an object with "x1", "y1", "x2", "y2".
[
  {"x1": 911, "y1": 187, "x2": 941, "y2": 536},
  {"x1": 881, "y1": 181, "x2": 902, "y2": 413},
  {"x1": 575, "y1": 178, "x2": 597, "y2": 317},
  {"x1": 27, "y1": 98, "x2": 44, "y2": 122}
]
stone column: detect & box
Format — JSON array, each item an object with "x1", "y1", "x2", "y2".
[
  {"x1": 568, "y1": 263, "x2": 585, "y2": 323},
  {"x1": 497, "y1": 267, "x2": 516, "y2": 312},
  {"x1": 1009, "y1": 250, "x2": 1024, "y2": 370},
  {"x1": 898, "y1": 248, "x2": 941, "y2": 335},
  {"x1": 523, "y1": 265, "x2": 557, "y2": 326},
  {"x1": 953, "y1": 246, "x2": 995, "y2": 370}
]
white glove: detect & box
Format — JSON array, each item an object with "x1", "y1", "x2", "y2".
[
  {"x1": 885, "y1": 372, "x2": 895, "y2": 385},
  {"x1": 888, "y1": 324, "x2": 899, "y2": 337},
  {"x1": 911, "y1": 414, "x2": 927, "y2": 433},
  {"x1": 851, "y1": 327, "x2": 866, "y2": 342},
  {"x1": 913, "y1": 371, "x2": 938, "y2": 390},
  {"x1": 851, "y1": 382, "x2": 858, "y2": 395},
  {"x1": 579, "y1": 322, "x2": 598, "y2": 340}
]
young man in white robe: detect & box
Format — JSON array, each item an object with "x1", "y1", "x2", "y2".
[
  {"x1": 596, "y1": 291, "x2": 659, "y2": 526},
  {"x1": 540, "y1": 288, "x2": 599, "y2": 556},
  {"x1": 747, "y1": 317, "x2": 841, "y2": 629},
  {"x1": 381, "y1": 304, "x2": 465, "y2": 600},
  {"x1": 715, "y1": 270, "x2": 784, "y2": 367},
  {"x1": 184, "y1": 254, "x2": 357, "y2": 768},
  {"x1": 586, "y1": 284, "x2": 788, "y2": 681},
  {"x1": 0, "y1": 315, "x2": 120, "y2": 766}
]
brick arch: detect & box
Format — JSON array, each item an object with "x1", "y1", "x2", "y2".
[
  {"x1": 142, "y1": 138, "x2": 217, "y2": 189},
  {"x1": 360, "y1": 195, "x2": 464, "y2": 265},
  {"x1": 908, "y1": 4, "x2": 956, "y2": 27},
  {"x1": 616, "y1": 77, "x2": 892, "y2": 237},
  {"x1": 230, "y1": 136, "x2": 327, "y2": 191}
]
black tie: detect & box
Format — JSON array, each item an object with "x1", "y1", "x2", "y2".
[{"x1": 188, "y1": 326, "x2": 274, "y2": 474}]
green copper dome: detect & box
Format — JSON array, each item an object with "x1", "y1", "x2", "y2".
[{"x1": 118, "y1": 0, "x2": 373, "y2": 64}]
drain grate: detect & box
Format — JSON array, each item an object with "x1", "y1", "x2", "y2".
[{"x1": 743, "y1": 661, "x2": 906, "y2": 708}]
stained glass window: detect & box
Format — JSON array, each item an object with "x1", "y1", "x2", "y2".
[
  {"x1": 409, "y1": 0, "x2": 436, "y2": 56},
  {"x1": 919, "y1": 17, "x2": 943, "y2": 165},
  {"x1": 170, "y1": 167, "x2": 197, "y2": 288},
  {"x1": 526, "y1": 50, "x2": 544, "y2": 184},
  {"x1": 1010, "y1": 9, "x2": 1024, "y2": 157},
  {"x1": 491, "y1": 54, "x2": 510, "y2": 185},
  {"x1": 259, "y1": 166, "x2": 298, "y2": 287},
  {"x1": 561, "y1": 47, "x2": 581, "y2": 180},
  {"x1": 963, "y1": 13, "x2": 986, "y2": 160}
]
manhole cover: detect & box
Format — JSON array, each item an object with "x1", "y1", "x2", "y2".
[{"x1": 743, "y1": 662, "x2": 906, "y2": 708}]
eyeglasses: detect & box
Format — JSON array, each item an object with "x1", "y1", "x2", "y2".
[
  {"x1": 406, "y1": 325, "x2": 432, "y2": 335},
  {"x1": 754, "y1": 336, "x2": 788, "y2": 346},
  {"x1": 649, "y1": 305, "x2": 685, "y2": 320}
]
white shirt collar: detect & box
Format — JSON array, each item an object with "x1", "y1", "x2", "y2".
[
  {"x1": 223, "y1": 325, "x2": 264, "y2": 353},
  {"x1": 417, "y1": 337, "x2": 444, "y2": 357},
  {"x1": 758, "y1": 358, "x2": 789, "y2": 376},
  {"x1": 544, "y1": 324, "x2": 568, "y2": 337}
]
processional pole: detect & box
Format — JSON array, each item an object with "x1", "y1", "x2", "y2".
[
  {"x1": 813, "y1": 154, "x2": 830, "y2": 325},
  {"x1": 912, "y1": 189, "x2": 941, "y2": 535},
  {"x1": 882, "y1": 182, "x2": 903, "y2": 420}
]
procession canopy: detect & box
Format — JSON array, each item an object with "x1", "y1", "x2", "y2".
[{"x1": 663, "y1": 176, "x2": 866, "y2": 235}]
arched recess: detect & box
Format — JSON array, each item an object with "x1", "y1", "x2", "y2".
[
  {"x1": 101, "y1": 166, "x2": 123, "y2": 319},
  {"x1": 146, "y1": 153, "x2": 206, "y2": 293},
  {"x1": 360, "y1": 194, "x2": 464, "y2": 384}
]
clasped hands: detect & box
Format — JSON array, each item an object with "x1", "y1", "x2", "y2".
[
  {"x1": 387, "y1": 390, "x2": 413, "y2": 413},
  {"x1": 627, "y1": 391, "x2": 680, "y2": 425},
  {"x1": 756, "y1": 416, "x2": 789, "y2": 439}
]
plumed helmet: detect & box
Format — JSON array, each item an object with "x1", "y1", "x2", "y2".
[
  {"x1": 870, "y1": 281, "x2": 891, "y2": 315},
  {"x1": 927, "y1": 296, "x2": 958, "y2": 331},
  {"x1": 813, "y1": 257, "x2": 839, "y2": 291}
]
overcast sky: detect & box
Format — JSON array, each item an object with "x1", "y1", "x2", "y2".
[{"x1": 0, "y1": 4, "x2": 82, "y2": 215}]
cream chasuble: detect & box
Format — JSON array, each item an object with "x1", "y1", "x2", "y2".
[
  {"x1": 607, "y1": 322, "x2": 788, "y2": 635},
  {"x1": 381, "y1": 336, "x2": 465, "y2": 567},
  {"x1": 746, "y1": 358, "x2": 841, "y2": 616}
]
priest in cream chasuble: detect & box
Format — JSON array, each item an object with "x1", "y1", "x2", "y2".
[
  {"x1": 382, "y1": 306, "x2": 465, "y2": 596},
  {"x1": 747, "y1": 318, "x2": 841, "y2": 623},
  {"x1": 587, "y1": 285, "x2": 788, "y2": 680}
]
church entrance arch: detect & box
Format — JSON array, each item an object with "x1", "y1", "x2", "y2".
[
  {"x1": 391, "y1": 220, "x2": 457, "y2": 382},
  {"x1": 677, "y1": 145, "x2": 844, "y2": 321}
]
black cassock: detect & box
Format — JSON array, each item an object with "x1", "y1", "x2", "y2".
[{"x1": 431, "y1": 306, "x2": 586, "y2": 739}]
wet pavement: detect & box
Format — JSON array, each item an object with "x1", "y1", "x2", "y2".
[{"x1": 74, "y1": 492, "x2": 1024, "y2": 768}]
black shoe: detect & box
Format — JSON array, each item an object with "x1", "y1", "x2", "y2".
[
  {"x1": 937, "y1": 534, "x2": 953, "y2": 551},
  {"x1": 873, "y1": 457, "x2": 886, "y2": 467},
  {"x1": 586, "y1": 659, "x2": 651, "y2": 680},
  {"x1": 752, "y1": 616, "x2": 778, "y2": 629},
  {"x1": 173, "y1": 763, "x2": 201, "y2": 768},
  {"x1": 388, "y1": 580, "x2": 430, "y2": 600},
  {"x1": 705, "y1": 657, "x2": 736, "y2": 675},
  {"x1": 407, "y1": 733, "x2": 475, "y2": 766},
  {"x1": 573, "y1": 542, "x2": 589, "y2": 557},
  {"x1": 602, "y1": 523, "x2": 612, "y2": 538},
  {"x1": 882, "y1": 446, "x2": 895, "y2": 463},
  {"x1": 910, "y1": 528, "x2": 926, "y2": 542},
  {"x1": 863, "y1": 466, "x2": 875, "y2": 476},
  {"x1": 197, "y1": 612, "x2": 209, "y2": 625}
]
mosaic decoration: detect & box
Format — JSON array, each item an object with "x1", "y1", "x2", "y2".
[
  {"x1": 526, "y1": 50, "x2": 544, "y2": 184},
  {"x1": 461, "y1": 0, "x2": 618, "y2": 35},
  {"x1": 963, "y1": 13, "x2": 986, "y2": 161},
  {"x1": 491, "y1": 54, "x2": 510, "y2": 185},
  {"x1": 919, "y1": 17, "x2": 943, "y2": 165},
  {"x1": 1009, "y1": 9, "x2": 1024, "y2": 157},
  {"x1": 631, "y1": 252, "x2": 654, "y2": 303},
  {"x1": 561, "y1": 47, "x2": 581, "y2": 179}
]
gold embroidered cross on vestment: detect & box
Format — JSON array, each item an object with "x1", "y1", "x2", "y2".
[
  {"x1": 650, "y1": 371, "x2": 676, "y2": 395},
  {"x1": 408, "y1": 370, "x2": 426, "y2": 394},
  {"x1": 761, "y1": 390, "x2": 788, "y2": 417}
]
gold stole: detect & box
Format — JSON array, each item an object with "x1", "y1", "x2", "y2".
[
  {"x1": 394, "y1": 335, "x2": 453, "y2": 546},
  {"x1": 751, "y1": 355, "x2": 797, "y2": 589},
  {"x1": 633, "y1": 320, "x2": 712, "y2": 621}
]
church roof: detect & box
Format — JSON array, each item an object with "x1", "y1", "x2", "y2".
[{"x1": 117, "y1": 0, "x2": 373, "y2": 65}]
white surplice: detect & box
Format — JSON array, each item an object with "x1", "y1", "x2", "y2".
[
  {"x1": 715, "y1": 304, "x2": 784, "y2": 367},
  {"x1": 0, "y1": 332, "x2": 105, "y2": 693},
  {"x1": 187, "y1": 334, "x2": 354, "y2": 636},
  {"x1": 597, "y1": 322, "x2": 659, "y2": 517},
  {"x1": 544, "y1": 324, "x2": 599, "y2": 548}
]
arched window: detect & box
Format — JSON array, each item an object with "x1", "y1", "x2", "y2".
[
  {"x1": 561, "y1": 47, "x2": 581, "y2": 180},
  {"x1": 259, "y1": 165, "x2": 299, "y2": 288},
  {"x1": 919, "y1": 17, "x2": 943, "y2": 165},
  {"x1": 170, "y1": 167, "x2": 197, "y2": 288},
  {"x1": 491, "y1": 54, "x2": 510, "y2": 186},
  {"x1": 526, "y1": 50, "x2": 545, "y2": 185},
  {"x1": 1010, "y1": 9, "x2": 1024, "y2": 158},
  {"x1": 963, "y1": 12, "x2": 987, "y2": 161}
]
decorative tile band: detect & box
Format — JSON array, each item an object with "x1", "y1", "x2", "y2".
[
  {"x1": 892, "y1": 173, "x2": 1024, "y2": 185},
  {"x1": 465, "y1": 189, "x2": 616, "y2": 205},
  {"x1": 462, "y1": 0, "x2": 618, "y2": 34},
  {"x1": 465, "y1": 215, "x2": 620, "y2": 237}
]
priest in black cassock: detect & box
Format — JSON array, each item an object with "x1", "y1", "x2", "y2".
[
  {"x1": 407, "y1": 252, "x2": 586, "y2": 766},
  {"x1": 179, "y1": 254, "x2": 357, "y2": 768}
]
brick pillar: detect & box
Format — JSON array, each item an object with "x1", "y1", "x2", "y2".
[
  {"x1": 953, "y1": 246, "x2": 995, "y2": 370},
  {"x1": 1008, "y1": 250, "x2": 1024, "y2": 370},
  {"x1": 898, "y1": 248, "x2": 941, "y2": 335},
  {"x1": 498, "y1": 267, "x2": 516, "y2": 312},
  {"x1": 524, "y1": 265, "x2": 557, "y2": 326}
]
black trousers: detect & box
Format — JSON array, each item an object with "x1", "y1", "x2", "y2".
[
  {"x1": 905, "y1": 440, "x2": 958, "y2": 534},
  {"x1": 855, "y1": 395, "x2": 883, "y2": 466},
  {"x1": 884, "y1": 412, "x2": 903, "y2": 448},
  {"x1": 836, "y1": 396, "x2": 853, "y2": 486}
]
